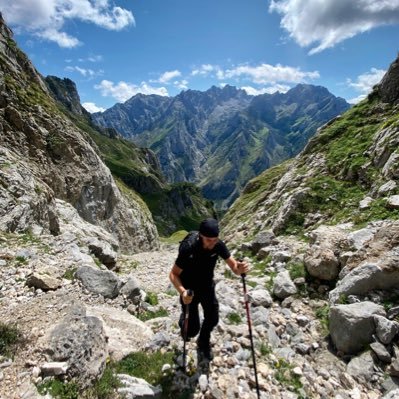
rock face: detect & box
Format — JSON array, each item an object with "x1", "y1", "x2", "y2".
[
  {"x1": 93, "y1": 84, "x2": 349, "y2": 209},
  {"x1": 378, "y1": 54, "x2": 399, "y2": 104},
  {"x1": 0, "y1": 13, "x2": 158, "y2": 252}
]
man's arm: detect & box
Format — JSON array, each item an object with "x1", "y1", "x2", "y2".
[
  {"x1": 169, "y1": 264, "x2": 193, "y2": 304},
  {"x1": 225, "y1": 257, "x2": 249, "y2": 276}
]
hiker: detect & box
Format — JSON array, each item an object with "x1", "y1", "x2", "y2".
[{"x1": 169, "y1": 218, "x2": 249, "y2": 360}]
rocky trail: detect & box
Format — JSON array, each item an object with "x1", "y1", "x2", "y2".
[{"x1": 2, "y1": 220, "x2": 398, "y2": 399}]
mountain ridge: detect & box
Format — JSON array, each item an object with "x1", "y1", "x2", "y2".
[{"x1": 93, "y1": 83, "x2": 350, "y2": 209}]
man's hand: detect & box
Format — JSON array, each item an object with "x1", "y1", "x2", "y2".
[
  {"x1": 182, "y1": 289, "x2": 194, "y2": 304},
  {"x1": 236, "y1": 260, "x2": 249, "y2": 275}
]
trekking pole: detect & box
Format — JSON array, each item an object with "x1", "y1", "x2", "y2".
[
  {"x1": 241, "y1": 272, "x2": 261, "y2": 399},
  {"x1": 182, "y1": 289, "x2": 193, "y2": 371}
]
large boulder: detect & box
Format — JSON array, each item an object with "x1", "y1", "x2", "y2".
[
  {"x1": 44, "y1": 304, "x2": 108, "y2": 386},
  {"x1": 329, "y1": 262, "x2": 399, "y2": 304},
  {"x1": 329, "y1": 301, "x2": 385, "y2": 355},
  {"x1": 87, "y1": 306, "x2": 154, "y2": 362},
  {"x1": 304, "y1": 225, "x2": 349, "y2": 280},
  {"x1": 76, "y1": 265, "x2": 121, "y2": 299}
]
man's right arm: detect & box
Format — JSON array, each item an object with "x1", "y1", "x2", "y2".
[{"x1": 169, "y1": 264, "x2": 193, "y2": 304}]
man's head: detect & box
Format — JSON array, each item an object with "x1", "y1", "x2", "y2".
[{"x1": 199, "y1": 218, "x2": 219, "y2": 250}]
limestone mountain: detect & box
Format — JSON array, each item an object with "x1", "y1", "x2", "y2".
[
  {"x1": 222, "y1": 55, "x2": 399, "y2": 243},
  {"x1": 0, "y1": 13, "x2": 158, "y2": 252},
  {"x1": 93, "y1": 84, "x2": 350, "y2": 209},
  {"x1": 44, "y1": 76, "x2": 215, "y2": 236}
]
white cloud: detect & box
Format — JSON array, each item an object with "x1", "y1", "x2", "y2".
[
  {"x1": 347, "y1": 67, "x2": 386, "y2": 104},
  {"x1": 95, "y1": 80, "x2": 169, "y2": 102},
  {"x1": 82, "y1": 102, "x2": 106, "y2": 113},
  {"x1": 174, "y1": 80, "x2": 189, "y2": 90},
  {"x1": 241, "y1": 84, "x2": 291, "y2": 96},
  {"x1": 220, "y1": 63, "x2": 319, "y2": 84},
  {"x1": 158, "y1": 70, "x2": 182, "y2": 84},
  {"x1": 191, "y1": 64, "x2": 217, "y2": 76},
  {"x1": 65, "y1": 65, "x2": 103, "y2": 78},
  {"x1": 0, "y1": 0, "x2": 134, "y2": 48},
  {"x1": 191, "y1": 63, "x2": 318, "y2": 85},
  {"x1": 269, "y1": 0, "x2": 399, "y2": 54}
]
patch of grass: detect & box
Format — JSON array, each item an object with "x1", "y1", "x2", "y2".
[
  {"x1": 63, "y1": 267, "x2": 76, "y2": 281},
  {"x1": 288, "y1": 261, "x2": 306, "y2": 280},
  {"x1": 265, "y1": 271, "x2": 277, "y2": 292},
  {"x1": 227, "y1": 312, "x2": 242, "y2": 325},
  {"x1": 0, "y1": 323, "x2": 22, "y2": 358},
  {"x1": 274, "y1": 358, "x2": 303, "y2": 394},
  {"x1": 315, "y1": 304, "x2": 330, "y2": 337},
  {"x1": 160, "y1": 230, "x2": 188, "y2": 245},
  {"x1": 136, "y1": 308, "x2": 168, "y2": 322},
  {"x1": 145, "y1": 292, "x2": 159, "y2": 306},
  {"x1": 115, "y1": 350, "x2": 175, "y2": 397},
  {"x1": 15, "y1": 256, "x2": 28, "y2": 264},
  {"x1": 37, "y1": 379, "x2": 79, "y2": 399},
  {"x1": 259, "y1": 342, "x2": 272, "y2": 357},
  {"x1": 85, "y1": 364, "x2": 121, "y2": 399}
]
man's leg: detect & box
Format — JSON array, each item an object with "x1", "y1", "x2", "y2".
[
  {"x1": 197, "y1": 288, "x2": 219, "y2": 359},
  {"x1": 179, "y1": 296, "x2": 200, "y2": 339}
]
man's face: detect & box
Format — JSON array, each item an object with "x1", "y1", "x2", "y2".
[{"x1": 200, "y1": 234, "x2": 219, "y2": 250}]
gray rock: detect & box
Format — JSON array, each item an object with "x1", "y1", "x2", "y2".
[
  {"x1": 273, "y1": 270, "x2": 297, "y2": 299},
  {"x1": 304, "y1": 247, "x2": 340, "y2": 280},
  {"x1": 375, "y1": 315, "x2": 399, "y2": 344},
  {"x1": 76, "y1": 265, "x2": 121, "y2": 298},
  {"x1": 387, "y1": 195, "x2": 399, "y2": 209},
  {"x1": 329, "y1": 263, "x2": 399, "y2": 304},
  {"x1": 86, "y1": 237, "x2": 118, "y2": 269},
  {"x1": 383, "y1": 388, "x2": 399, "y2": 399},
  {"x1": 346, "y1": 351, "x2": 375, "y2": 381},
  {"x1": 348, "y1": 228, "x2": 375, "y2": 250},
  {"x1": 40, "y1": 362, "x2": 69, "y2": 377},
  {"x1": 117, "y1": 374, "x2": 162, "y2": 398},
  {"x1": 251, "y1": 231, "x2": 277, "y2": 254},
  {"x1": 359, "y1": 196, "x2": 373, "y2": 209},
  {"x1": 121, "y1": 276, "x2": 141, "y2": 301},
  {"x1": 251, "y1": 307, "x2": 270, "y2": 326},
  {"x1": 378, "y1": 180, "x2": 397, "y2": 196},
  {"x1": 45, "y1": 304, "x2": 107, "y2": 386},
  {"x1": 26, "y1": 272, "x2": 61, "y2": 291},
  {"x1": 329, "y1": 301, "x2": 385, "y2": 355},
  {"x1": 247, "y1": 288, "x2": 273, "y2": 307},
  {"x1": 370, "y1": 342, "x2": 392, "y2": 363}
]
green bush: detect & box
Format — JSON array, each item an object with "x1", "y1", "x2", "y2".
[{"x1": 0, "y1": 323, "x2": 21, "y2": 357}]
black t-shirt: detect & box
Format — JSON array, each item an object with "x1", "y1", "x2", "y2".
[{"x1": 175, "y1": 237, "x2": 231, "y2": 292}]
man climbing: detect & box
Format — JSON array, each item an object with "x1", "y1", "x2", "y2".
[{"x1": 169, "y1": 218, "x2": 249, "y2": 360}]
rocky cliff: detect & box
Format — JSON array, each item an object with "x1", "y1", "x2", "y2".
[
  {"x1": 44, "y1": 75, "x2": 215, "y2": 236},
  {"x1": 0, "y1": 14, "x2": 158, "y2": 252},
  {"x1": 93, "y1": 84, "x2": 350, "y2": 209}
]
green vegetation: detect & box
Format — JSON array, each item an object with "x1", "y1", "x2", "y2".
[
  {"x1": 315, "y1": 304, "x2": 330, "y2": 337},
  {"x1": 63, "y1": 267, "x2": 77, "y2": 281},
  {"x1": 274, "y1": 358, "x2": 303, "y2": 395},
  {"x1": 136, "y1": 307, "x2": 168, "y2": 322},
  {"x1": 160, "y1": 230, "x2": 188, "y2": 245},
  {"x1": 227, "y1": 312, "x2": 242, "y2": 324},
  {"x1": 37, "y1": 380, "x2": 80, "y2": 399},
  {"x1": 0, "y1": 323, "x2": 22, "y2": 358},
  {"x1": 145, "y1": 292, "x2": 159, "y2": 306},
  {"x1": 288, "y1": 261, "x2": 306, "y2": 280}
]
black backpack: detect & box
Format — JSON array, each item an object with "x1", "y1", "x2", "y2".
[{"x1": 178, "y1": 231, "x2": 199, "y2": 255}]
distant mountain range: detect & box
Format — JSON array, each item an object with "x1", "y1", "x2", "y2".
[{"x1": 93, "y1": 84, "x2": 350, "y2": 209}]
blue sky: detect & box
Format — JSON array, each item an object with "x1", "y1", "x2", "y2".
[{"x1": 1, "y1": 0, "x2": 399, "y2": 112}]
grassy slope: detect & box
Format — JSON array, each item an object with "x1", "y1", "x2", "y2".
[{"x1": 223, "y1": 96, "x2": 399, "y2": 238}]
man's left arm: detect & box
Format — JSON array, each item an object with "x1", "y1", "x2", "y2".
[{"x1": 225, "y1": 256, "x2": 249, "y2": 276}]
